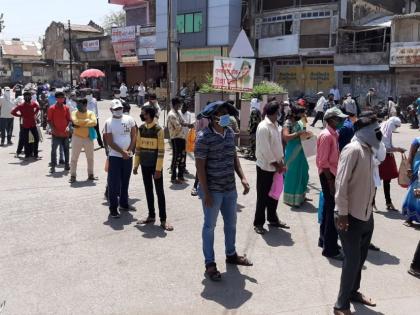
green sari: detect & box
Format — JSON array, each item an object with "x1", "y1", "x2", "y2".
[{"x1": 283, "y1": 120, "x2": 309, "y2": 206}]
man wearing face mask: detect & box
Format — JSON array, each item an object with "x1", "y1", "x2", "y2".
[
  {"x1": 103, "y1": 100, "x2": 137, "y2": 218},
  {"x1": 85, "y1": 88, "x2": 103, "y2": 148},
  {"x1": 69, "y1": 98, "x2": 97, "y2": 183},
  {"x1": 316, "y1": 108, "x2": 348, "y2": 261},
  {"x1": 143, "y1": 93, "x2": 161, "y2": 119},
  {"x1": 11, "y1": 91, "x2": 40, "y2": 159},
  {"x1": 195, "y1": 101, "x2": 252, "y2": 281},
  {"x1": 112, "y1": 89, "x2": 129, "y2": 113},
  {"x1": 0, "y1": 87, "x2": 15, "y2": 146},
  {"x1": 47, "y1": 91, "x2": 71, "y2": 173},
  {"x1": 343, "y1": 93, "x2": 357, "y2": 117},
  {"x1": 333, "y1": 113, "x2": 381, "y2": 315}
]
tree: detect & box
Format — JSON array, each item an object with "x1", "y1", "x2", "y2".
[{"x1": 102, "y1": 10, "x2": 126, "y2": 35}]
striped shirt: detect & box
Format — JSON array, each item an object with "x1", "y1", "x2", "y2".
[
  {"x1": 134, "y1": 122, "x2": 165, "y2": 171},
  {"x1": 194, "y1": 126, "x2": 236, "y2": 192}
]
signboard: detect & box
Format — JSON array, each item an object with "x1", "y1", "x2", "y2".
[
  {"x1": 390, "y1": 43, "x2": 420, "y2": 67},
  {"x1": 121, "y1": 56, "x2": 140, "y2": 67},
  {"x1": 82, "y1": 40, "x2": 100, "y2": 52},
  {"x1": 113, "y1": 41, "x2": 138, "y2": 63},
  {"x1": 137, "y1": 35, "x2": 156, "y2": 59},
  {"x1": 111, "y1": 26, "x2": 136, "y2": 43},
  {"x1": 212, "y1": 57, "x2": 255, "y2": 92}
]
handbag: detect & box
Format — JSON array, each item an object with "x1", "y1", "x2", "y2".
[
  {"x1": 88, "y1": 127, "x2": 97, "y2": 141},
  {"x1": 268, "y1": 172, "x2": 284, "y2": 200},
  {"x1": 398, "y1": 154, "x2": 410, "y2": 188}
]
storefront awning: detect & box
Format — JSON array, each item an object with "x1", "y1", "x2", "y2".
[{"x1": 335, "y1": 65, "x2": 390, "y2": 72}]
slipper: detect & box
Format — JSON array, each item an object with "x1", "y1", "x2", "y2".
[
  {"x1": 254, "y1": 226, "x2": 265, "y2": 235},
  {"x1": 350, "y1": 292, "x2": 376, "y2": 307},
  {"x1": 161, "y1": 221, "x2": 174, "y2": 231},
  {"x1": 269, "y1": 221, "x2": 290, "y2": 229},
  {"x1": 205, "y1": 263, "x2": 221, "y2": 281},
  {"x1": 226, "y1": 254, "x2": 253, "y2": 266},
  {"x1": 403, "y1": 220, "x2": 413, "y2": 227}
]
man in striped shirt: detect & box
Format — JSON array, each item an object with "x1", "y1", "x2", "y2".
[{"x1": 133, "y1": 105, "x2": 173, "y2": 231}]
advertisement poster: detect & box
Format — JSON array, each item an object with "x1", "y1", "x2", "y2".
[
  {"x1": 212, "y1": 57, "x2": 255, "y2": 92},
  {"x1": 111, "y1": 26, "x2": 136, "y2": 43},
  {"x1": 82, "y1": 40, "x2": 100, "y2": 52}
]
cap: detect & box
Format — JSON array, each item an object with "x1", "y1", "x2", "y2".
[
  {"x1": 110, "y1": 99, "x2": 123, "y2": 110},
  {"x1": 317, "y1": 91, "x2": 324, "y2": 95},
  {"x1": 346, "y1": 93, "x2": 352, "y2": 97},
  {"x1": 324, "y1": 107, "x2": 348, "y2": 120},
  {"x1": 197, "y1": 101, "x2": 238, "y2": 119},
  {"x1": 4, "y1": 86, "x2": 10, "y2": 91}
]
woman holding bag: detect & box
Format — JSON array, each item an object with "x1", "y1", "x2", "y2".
[
  {"x1": 379, "y1": 117, "x2": 406, "y2": 211},
  {"x1": 402, "y1": 137, "x2": 420, "y2": 227}
]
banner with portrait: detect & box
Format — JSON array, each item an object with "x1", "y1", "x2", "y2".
[{"x1": 212, "y1": 57, "x2": 255, "y2": 92}]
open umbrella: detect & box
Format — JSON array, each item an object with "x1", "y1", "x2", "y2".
[{"x1": 80, "y1": 69, "x2": 105, "y2": 78}]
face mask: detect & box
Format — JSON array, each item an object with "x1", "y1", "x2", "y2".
[
  {"x1": 140, "y1": 114, "x2": 146, "y2": 122},
  {"x1": 86, "y1": 94, "x2": 93, "y2": 101},
  {"x1": 217, "y1": 114, "x2": 231, "y2": 128},
  {"x1": 77, "y1": 105, "x2": 86, "y2": 112},
  {"x1": 355, "y1": 123, "x2": 381, "y2": 150},
  {"x1": 113, "y1": 109, "x2": 123, "y2": 118},
  {"x1": 115, "y1": 94, "x2": 121, "y2": 98},
  {"x1": 336, "y1": 121, "x2": 344, "y2": 130}
]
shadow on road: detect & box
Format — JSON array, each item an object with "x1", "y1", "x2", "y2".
[
  {"x1": 261, "y1": 226, "x2": 294, "y2": 247},
  {"x1": 374, "y1": 210, "x2": 404, "y2": 220},
  {"x1": 367, "y1": 249, "x2": 400, "y2": 266},
  {"x1": 353, "y1": 303, "x2": 385, "y2": 314},
  {"x1": 237, "y1": 203, "x2": 245, "y2": 213},
  {"x1": 70, "y1": 180, "x2": 97, "y2": 188},
  {"x1": 103, "y1": 212, "x2": 136, "y2": 231},
  {"x1": 169, "y1": 182, "x2": 189, "y2": 191},
  {"x1": 201, "y1": 264, "x2": 256, "y2": 309},
  {"x1": 289, "y1": 201, "x2": 318, "y2": 213},
  {"x1": 134, "y1": 223, "x2": 167, "y2": 238}
]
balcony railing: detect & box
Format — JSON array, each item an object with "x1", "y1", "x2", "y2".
[{"x1": 337, "y1": 43, "x2": 389, "y2": 54}]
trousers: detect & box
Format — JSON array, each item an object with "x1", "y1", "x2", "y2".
[
  {"x1": 141, "y1": 165, "x2": 166, "y2": 221},
  {"x1": 254, "y1": 166, "x2": 280, "y2": 226},
  {"x1": 70, "y1": 135, "x2": 94, "y2": 177},
  {"x1": 108, "y1": 156, "x2": 133, "y2": 212},
  {"x1": 0, "y1": 118, "x2": 13, "y2": 142}
]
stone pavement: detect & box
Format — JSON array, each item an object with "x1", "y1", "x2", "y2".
[{"x1": 0, "y1": 101, "x2": 419, "y2": 315}]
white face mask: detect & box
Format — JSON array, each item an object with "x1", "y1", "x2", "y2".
[
  {"x1": 86, "y1": 94, "x2": 93, "y2": 101},
  {"x1": 115, "y1": 94, "x2": 121, "y2": 98},
  {"x1": 113, "y1": 109, "x2": 123, "y2": 118}
]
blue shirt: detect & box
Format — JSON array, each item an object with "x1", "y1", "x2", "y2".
[
  {"x1": 416, "y1": 98, "x2": 420, "y2": 114},
  {"x1": 338, "y1": 118, "x2": 354, "y2": 152},
  {"x1": 194, "y1": 126, "x2": 236, "y2": 192},
  {"x1": 48, "y1": 94, "x2": 56, "y2": 106}
]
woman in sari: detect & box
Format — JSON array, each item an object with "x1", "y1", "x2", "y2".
[
  {"x1": 282, "y1": 105, "x2": 311, "y2": 207},
  {"x1": 402, "y1": 137, "x2": 420, "y2": 227}
]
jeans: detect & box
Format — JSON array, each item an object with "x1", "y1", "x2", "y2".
[
  {"x1": 0, "y1": 118, "x2": 14, "y2": 142},
  {"x1": 108, "y1": 156, "x2": 133, "y2": 212},
  {"x1": 312, "y1": 111, "x2": 324, "y2": 127},
  {"x1": 319, "y1": 173, "x2": 340, "y2": 257},
  {"x1": 411, "y1": 241, "x2": 420, "y2": 271},
  {"x1": 138, "y1": 95, "x2": 144, "y2": 107},
  {"x1": 171, "y1": 138, "x2": 186, "y2": 181},
  {"x1": 254, "y1": 166, "x2": 279, "y2": 226},
  {"x1": 383, "y1": 179, "x2": 392, "y2": 204},
  {"x1": 335, "y1": 214, "x2": 374, "y2": 311},
  {"x1": 199, "y1": 189, "x2": 238, "y2": 265},
  {"x1": 51, "y1": 136, "x2": 69, "y2": 166},
  {"x1": 141, "y1": 165, "x2": 166, "y2": 221},
  {"x1": 22, "y1": 126, "x2": 39, "y2": 157},
  {"x1": 70, "y1": 135, "x2": 94, "y2": 177},
  {"x1": 94, "y1": 119, "x2": 103, "y2": 147}
]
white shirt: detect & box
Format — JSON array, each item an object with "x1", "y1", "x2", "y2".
[
  {"x1": 138, "y1": 85, "x2": 146, "y2": 97},
  {"x1": 179, "y1": 110, "x2": 193, "y2": 138},
  {"x1": 315, "y1": 96, "x2": 327, "y2": 112},
  {"x1": 256, "y1": 116, "x2": 284, "y2": 172},
  {"x1": 87, "y1": 97, "x2": 98, "y2": 117},
  {"x1": 0, "y1": 96, "x2": 15, "y2": 118},
  {"x1": 104, "y1": 115, "x2": 136, "y2": 158},
  {"x1": 330, "y1": 88, "x2": 341, "y2": 101},
  {"x1": 67, "y1": 99, "x2": 78, "y2": 112},
  {"x1": 372, "y1": 142, "x2": 386, "y2": 188},
  {"x1": 144, "y1": 101, "x2": 161, "y2": 118},
  {"x1": 120, "y1": 85, "x2": 128, "y2": 98}
]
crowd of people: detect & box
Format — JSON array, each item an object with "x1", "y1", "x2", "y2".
[{"x1": 0, "y1": 82, "x2": 419, "y2": 315}]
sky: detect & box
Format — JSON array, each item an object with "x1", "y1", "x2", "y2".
[{"x1": 0, "y1": 0, "x2": 121, "y2": 41}]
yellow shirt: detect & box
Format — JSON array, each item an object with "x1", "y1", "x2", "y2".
[{"x1": 71, "y1": 110, "x2": 97, "y2": 138}]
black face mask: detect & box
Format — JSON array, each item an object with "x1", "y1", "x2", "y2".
[{"x1": 140, "y1": 114, "x2": 146, "y2": 122}]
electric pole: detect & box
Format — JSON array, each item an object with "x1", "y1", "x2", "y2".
[
  {"x1": 68, "y1": 20, "x2": 73, "y2": 88},
  {"x1": 166, "y1": 0, "x2": 178, "y2": 104},
  {"x1": 0, "y1": 13, "x2": 4, "y2": 33}
]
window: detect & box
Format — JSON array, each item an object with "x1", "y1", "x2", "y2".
[
  {"x1": 343, "y1": 72, "x2": 351, "y2": 85},
  {"x1": 260, "y1": 20, "x2": 293, "y2": 38},
  {"x1": 176, "y1": 12, "x2": 203, "y2": 34}
]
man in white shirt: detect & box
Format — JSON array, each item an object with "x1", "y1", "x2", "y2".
[
  {"x1": 311, "y1": 91, "x2": 327, "y2": 127},
  {"x1": 0, "y1": 87, "x2": 15, "y2": 146},
  {"x1": 330, "y1": 85, "x2": 341, "y2": 105},
  {"x1": 138, "y1": 82, "x2": 146, "y2": 107},
  {"x1": 119, "y1": 83, "x2": 128, "y2": 100},
  {"x1": 103, "y1": 100, "x2": 137, "y2": 218},
  {"x1": 254, "y1": 101, "x2": 289, "y2": 234},
  {"x1": 343, "y1": 93, "x2": 357, "y2": 116},
  {"x1": 144, "y1": 93, "x2": 161, "y2": 119},
  {"x1": 85, "y1": 88, "x2": 103, "y2": 148}
]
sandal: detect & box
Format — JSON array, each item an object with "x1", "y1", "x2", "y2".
[
  {"x1": 386, "y1": 203, "x2": 398, "y2": 211},
  {"x1": 160, "y1": 221, "x2": 174, "y2": 231},
  {"x1": 269, "y1": 220, "x2": 290, "y2": 229},
  {"x1": 350, "y1": 292, "x2": 376, "y2": 307},
  {"x1": 191, "y1": 188, "x2": 198, "y2": 196},
  {"x1": 254, "y1": 226, "x2": 265, "y2": 235},
  {"x1": 69, "y1": 176, "x2": 76, "y2": 183},
  {"x1": 137, "y1": 216, "x2": 156, "y2": 224},
  {"x1": 226, "y1": 254, "x2": 253, "y2": 266},
  {"x1": 403, "y1": 220, "x2": 413, "y2": 227},
  {"x1": 205, "y1": 263, "x2": 221, "y2": 281}
]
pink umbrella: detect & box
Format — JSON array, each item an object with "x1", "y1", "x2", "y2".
[{"x1": 80, "y1": 69, "x2": 105, "y2": 78}]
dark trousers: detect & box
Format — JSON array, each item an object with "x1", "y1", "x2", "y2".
[
  {"x1": 51, "y1": 136, "x2": 69, "y2": 166},
  {"x1": 335, "y1": 215, "x2": 374, "y2": 310},
  {"x1": 312, "y1": 111, "x2": 324, "y2": 127},
  {"x1": 254, "y1": 166, "x2": 280, "y2": 226},
  {"x1": 383, "y1": 180, "x2": 392, "y2": 204},
  {"x1": 0, "y1": 118, "x2": 14, "y2": 142},
  {"x1": 22, "y1": 126, "x2": 39, "y2": 157},
  {"x1": 107, "y1": 156, "x2": 133, "y2": 212},
  {"x1": 171, "y1": 138, "x2": 186, "y2": 181},
  {"x1": 16, "y1": 125, "x2": 24, "y2": 154},
  {"x1": 141, "y1": 165, "x2": 166, "y2": 221},
  {"x1": 193, "y1": 172, "x2": 199, "y2": 189},
  {"x1": 94, "y1": 119, "x2": 103, "y2": 147},
  {"x1": 411, "y1": 241, "x2": 420, "y2": 271},
  {"x1": 319, "y1": 173, "x2": 340, "y2": 257}
]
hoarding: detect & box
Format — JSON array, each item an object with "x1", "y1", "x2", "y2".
[
  {"x1": 212, "y1": 57, "x2": 255, "y2": 92},
  {"x1": 390, "y1": 43, "x2": 420, "y2": 67},
  {"x1": 111, "y1": 26, "x2": 136, "y2": 43},
  {"x1": 82, "y1": 40, "x2": 100, "y2": 52}
]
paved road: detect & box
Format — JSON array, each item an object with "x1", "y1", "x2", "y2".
[{"x1": 0, "y1": 101, "x2": 419, "y2": 315}]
